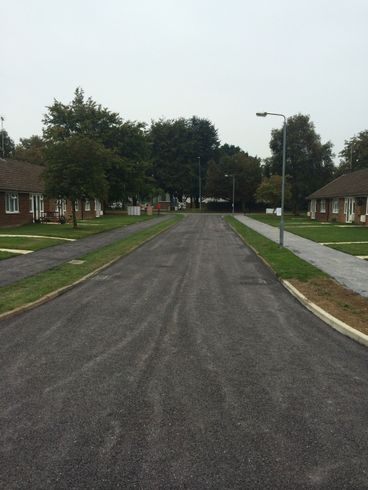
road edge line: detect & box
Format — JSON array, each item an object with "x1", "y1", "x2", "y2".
[
  {"x1": 0, "y1": 218, "x2": 181, "y2": 322},
  {"x1": 226, "y1": 217, "x2": 368, "y2": 349}
]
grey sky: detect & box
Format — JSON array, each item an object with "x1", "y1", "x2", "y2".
[{"x1": 3, "y1": 0, "x2": 368, "y2": 162}]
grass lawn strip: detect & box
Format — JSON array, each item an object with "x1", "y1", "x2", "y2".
[
  {"x1": 0, "y1": 251, "x2": 14, "y2": 260},
  {"x1": 0, "y1": 234, "x2": 75, "y2": 241},
  {"x1": 0, "y1": 214, "x2": 153, "y2": 240},
  {"x1": 0, "y1": 236, "x2": 70, "y2": 252},
  {"x1": 226, "y1": 216, "x2": 368, "y2": 336},
  {"x1": 0, "y1": 215, "x2": 183, "y2": 317}
]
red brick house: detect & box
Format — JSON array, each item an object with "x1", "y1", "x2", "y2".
[
  {"x1": 0, "y1": 159, "x2": 46, "y2": 226},
  {"x1": 307, "y1": 168, "x2": 368, "y2": 225},
  {"x1": 0, "y1": 159, "x2": 102, "y2": 227}
]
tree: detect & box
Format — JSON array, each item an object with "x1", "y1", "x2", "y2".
[
  {"x1": 14, "y1": 135, "x2": 46, "y2": 165},
  {"x1": 43, "y1": 87, "x2": 122, "y2": 147},
  {"x1": 44, "y1": 135, "x2": 109, "y2": 228},
  {"x1": 149, "y1": 116, "x2": 219, "y2": 205},
  {"x1": 256, "y1": 175, "x2": 292, "y2": 208},
  {"x1": 1, "y1": 129, "x2": 15, "y2": 158},
  {"x1": 269, "y1": 114, "x2": 334, "y2": 213},
  {"x1": 149, "y1": 118, "x2": 194, "y2": 200},
  {"x1": 205, "y1": 151, "x2": 262, "y2": 210},
  {"x1": 337, "y1": 130, "x2": 368, "y2": 174},
  {"x1": 43, "y1": 88, "x2": 154, "y2": 204}
]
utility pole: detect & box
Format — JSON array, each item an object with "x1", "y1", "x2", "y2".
[{"x1": 197, "y1": 156, "x2": 202, "y2": 210}]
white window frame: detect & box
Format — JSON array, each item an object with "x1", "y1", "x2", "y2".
[
  {"x1": 366, "y1": 197, "x2": 368, "y2": 215},
  {"x1": 75, "y1": 200, "x2": 79, "y2": 212},
  {"x1": 320, "y1": 199, "x2": 326, "y2": 213},
  {"x1": 84, "y1": 199, "x2": 91, "y2": 211},
  {"x1": 332, "y1": 198, "x2": 339, "y2": 214},
  {"x1": 5, "y1": 192, "x2": 19, "y2": 214},
  {"x1": 29, "y1": 194, "x2": 44, "y2": 213}
]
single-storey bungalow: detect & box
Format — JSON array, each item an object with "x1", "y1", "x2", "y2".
[
  {"x1": 0, "y1": 158, "x2": 102, "y2": 227},
  {"x1": 307, "y1": 168, "x2": 368, "y2": 225}
]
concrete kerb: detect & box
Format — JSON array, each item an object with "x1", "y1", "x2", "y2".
[
  {"x1": 0, "y1": 217, "x2": 183, "y2": 322},
  {"x1": 225, "y1": 218, "x2": 368, "y2": 349},
  {"x1": 282, "y1": 280, "x2": 368, "y2": 348}
]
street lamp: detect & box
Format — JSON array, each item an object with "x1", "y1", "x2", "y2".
[
  {"x1": 256, "y1": 111, "x2": 287, "y2": 247},
  {"x1": 225, "y1": 174, "x2": 235, "y2": 214},
  {"x1": 1, "y1": 116, "x2": 4, "y2": 159},
  {"x1": 197, "y1": 156, "x2": 202, "y2": 210}
]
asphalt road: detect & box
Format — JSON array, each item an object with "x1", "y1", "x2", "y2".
[
  {"x1": 1, "y1": 215, "x2": 368, "y2": 489},
  {"x1": 0, "y1": 215, "x2": 171, "y2": 287}
]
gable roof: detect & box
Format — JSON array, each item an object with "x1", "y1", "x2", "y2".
[
  {"x1": 0, "y1": 159, "x2": 45, "y2": 193},
  {"x1": 307, "y1": 168, "x2": 368, "y2": 199}
]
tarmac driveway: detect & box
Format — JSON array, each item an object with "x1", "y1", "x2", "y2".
[{"x1": 0, "y1": 215, "x2": 367, "y2": 489}]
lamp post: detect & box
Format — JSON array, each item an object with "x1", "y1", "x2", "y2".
[
  {"x1": 197, "y1": 156, "x2": 202, "y2": 210},
  {"x1": 256, "y1": 111, "x2": 287, "y2": 247},
  {"x1": 1, "y1": 116, "x2": 4, "y2": 159},
  {"x1": 225, "y1": 174, "x2": 235, "y2": 214}
]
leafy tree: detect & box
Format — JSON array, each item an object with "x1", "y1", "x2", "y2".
[
  {"x1": 205, "y1": 151, "x2": 262, "y2": 210},
  {"x1": 0, "y1": 129, "x2": 15, "y2": 158},
  {"x1": 149, "y1": 116, "x2": 219, "y2": 205},
  {"x1": 216, "y1": 143, "x2": 242, "y2": 160},
  {"x1": 149, "y1": 118, "x2": 194, "y2": 200},
  {"x1": 269, "y1": 114, "x2": 334, "y2": 213},
  {"x1": 337, "y1": 130, "x2": 368, "y2": 174},
  {"x1": 43, "y1": 87, "x2": 122, "y2": 147},
  {"x1": 14, "y1": 135, "x2": 46, "y2": 165},
  {"x1": 43, "y1": 88, "x2": 154, "y2": 204},
  {"x1": 256, "y1": 175, "x2": 292, "y2": 208},
  {"x1": 44, "y1": 135, "x2": 109, "y2": 228}
]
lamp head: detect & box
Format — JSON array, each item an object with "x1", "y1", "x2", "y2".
[{"x1": 256, "y1": 112, "x2": 268, "y2": 117}]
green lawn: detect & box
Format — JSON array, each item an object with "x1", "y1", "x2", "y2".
[
  {"x1": 226, "y1": 216, "x2": 325, "y2": 281},
  {"x1": 0, "y1": 236, "x2": 67, "y2": 252},
  {"x1": 0, "y1": 251, "x2": 14, "y2": 260},
  {"x1": 0, "y1": 214, "x2": 153, "y2": 240},
  {"x1": 247, "y1": 213, "x2": 368, "y2": 255},
  {"x1": 327, "y1": 242, "x2": 368, "y2": 256},
  {"x1": 0, "y1": 214, "x2": 156, "y2": 260}
]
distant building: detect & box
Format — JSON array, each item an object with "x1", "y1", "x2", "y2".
[
  {"x1": 0, "y1": 158, "x2": 102, "y2": 227},
  {"x1": 307, "y1": 168, "x2": 368, "y2": 225}
]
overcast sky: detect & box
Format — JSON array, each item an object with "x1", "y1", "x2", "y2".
[{"x1": 2, "y1": 0, "x2": 368, "y2": 162}]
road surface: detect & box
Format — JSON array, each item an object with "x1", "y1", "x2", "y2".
[{"x1": 1, "y1": 215, "x2": 367, "y2": 489}]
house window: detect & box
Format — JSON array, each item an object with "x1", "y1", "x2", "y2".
[
  {"x1": 366, "y1": 197, "x2": 368, "y2": 215},
  {"x1": 332, "y1": 198, "x2": 339, "y2": 214},
  {"x1": 75, "y1": 200, "x2": 79, "y2": 212},
  {"x1": 320, "y1": 199, "x2": 326, "y2": 213},
  {"x1": 5, "y1": 192, "x2": 19, "y2": 213},
  {"x1": 84, "y1": 199, "x2": 91, "y2": 211}
]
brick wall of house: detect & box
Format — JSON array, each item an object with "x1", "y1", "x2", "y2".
[
  {"x1": 310, "y1": 197, "x2": 368, "y2": 225},
  {"x1": 314, "y1": 199, "x2": 329, "y2": 222},
  {"x1": 0, "y1": 192, "x2": 33, "y2": 227},
  {"x1": 48, "y1": 199, "x2": 97, "y2": 221}
]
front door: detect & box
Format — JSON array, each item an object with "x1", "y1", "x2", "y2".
[
  {"x1": 310, "y1": 199, "x2": 317, "y2": 219},
  {"x1": 30, "y1": 194, "x2": 43, "y2": 221},
  {"x1": 345, "y1": 197, "x2": 355, "y2": 223}
]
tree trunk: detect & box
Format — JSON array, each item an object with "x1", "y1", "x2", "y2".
[{"x1": 72, "y1": 200, "x2": 78, "y2": 229}]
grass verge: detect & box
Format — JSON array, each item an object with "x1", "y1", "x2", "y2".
[
  {"x1": 226, "y1": 216, "x2": 325, "y2": 281},
  {"x1": 0, "y1": 214, "x2": 153, "y2": 240},
  {"x1": 226, "y1": 216, "x2": 368, "y2": 335},
  {"x1": 0, "y1": 215, "x2": 182, "y2": 317}
]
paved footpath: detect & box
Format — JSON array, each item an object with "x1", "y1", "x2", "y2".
[
  {"x1": 0, "y1": 216, "x2": 171, "y2": 287},
  {"x1": 235, "y1": 215, "x2": 368, "y2": 297},
  {"x1": 0, "y1": 215, "x2": 367, "y2": 489}
]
